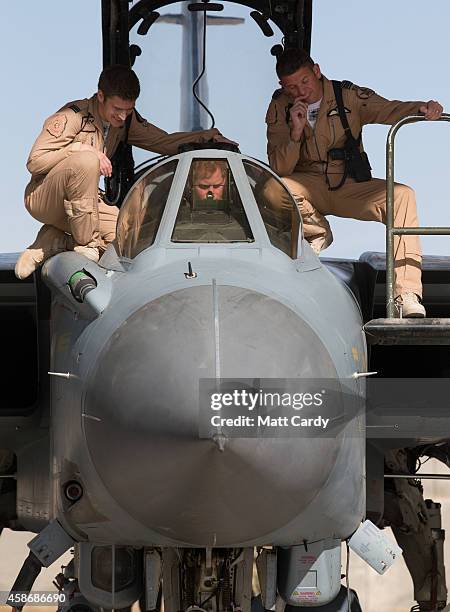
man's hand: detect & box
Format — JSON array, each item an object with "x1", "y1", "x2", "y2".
[
  {"x1": 97, "y1": 151, "x2": 113, "y2": 177},
  {"x1": 79, "y1": 144, "x2": 112, "y2": 176},
  {"x1": 289, "y1": 98, "x2": 308, "y2": 141},
  {"x1": 213, "y1": 134, "x2": 239, "y2": 147},
  {"x1": 420, "y1": 100, "x2": 443, "y2": 120}
]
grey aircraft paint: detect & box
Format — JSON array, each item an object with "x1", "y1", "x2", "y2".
[{"x1": 43, "y1": 150, "x2": 366, "y2": 548}]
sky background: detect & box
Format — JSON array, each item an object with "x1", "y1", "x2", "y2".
[
  {"x1": 1, "y1": 3, "x2": 450, "y2": 609},
  {"x1": 2, "y1": 0, "x2": 450, "y2": 259}
]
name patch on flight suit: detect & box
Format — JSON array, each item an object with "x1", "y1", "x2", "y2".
[
  {"x1": 46, "y1": 113, "x2": 67, "y2": 138},
  {"x1": 80, "y1": 114, "x2": 96, "y2": 132},
  {"x1": 78, "y1": 114, "x2": 96, "y2": 147}
]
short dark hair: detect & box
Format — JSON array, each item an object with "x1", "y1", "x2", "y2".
[
  {"x1": 276, "y1": 48, "x2": 315, "y2": 78},
  {"x1": 98, "y1": 65, "x2": 140, "y2": 100},
  {"x1": 193, "y1": 160, "x2": 228, "y2": 183}
]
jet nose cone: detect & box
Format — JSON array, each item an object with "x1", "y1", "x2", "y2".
[{"x1": 84, "y1": 285, "x2": 340, "y2": 545}]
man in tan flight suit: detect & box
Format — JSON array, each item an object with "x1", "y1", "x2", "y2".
[
  {"x1": 16, "y1": 64, "x2": 232, "y2": 279},
  {"x1": 265, "y1": 48, "x2": 443, "y2": 317}
]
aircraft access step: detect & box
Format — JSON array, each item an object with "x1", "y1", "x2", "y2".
[
  {"x1": 362, "y1": 114, "x2": 450, "y2": 347},
  {"x1": 364, "y1": 318, "x2": 450, "y2": 345},
  {"x1": 323, "y1": 253, "x2": 450, "y2": 347},
  {"x1": 358, "y1": 252, "x2": 450, "y2": 347}
]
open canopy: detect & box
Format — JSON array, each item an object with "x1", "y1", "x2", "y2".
[{"x1": 101, "y1": 0, "x2": 312, "y2": 67}]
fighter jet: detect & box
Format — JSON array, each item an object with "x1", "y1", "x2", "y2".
[{"x1": 2, "y1": 1, "x2": 450, "y2": 611}]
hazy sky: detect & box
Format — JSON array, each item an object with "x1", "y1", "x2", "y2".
[
  {"x1": 1, "y1": 3, "x2": 450, "y2": 606},
  {"x1": 2, "y1": 0, "x2": 450, "y2": 259}
]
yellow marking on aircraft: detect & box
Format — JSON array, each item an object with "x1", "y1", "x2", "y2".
[{"x1": 56, "y1": 333, "x2": 71, "y2": 353}]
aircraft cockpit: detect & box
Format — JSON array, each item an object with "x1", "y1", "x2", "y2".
[
  {"x1": 172, "y1": 158, "x2": 254, "y2": 244},
  {"x1": 115, "y1": 150, "x2": 302, "y2": 261}
]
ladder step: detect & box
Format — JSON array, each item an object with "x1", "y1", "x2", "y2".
[{"x1": 364, "y1": 318, "x2": 450, "y2": 345}]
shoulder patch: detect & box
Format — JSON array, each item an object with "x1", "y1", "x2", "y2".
[
  {"x1": 265, "y1": 103, "x2": 277, "y2": 125},
  {"x1": 341, "y1": 80, "x2": 353, "y2": 90},
  {"x1": 272, "y1": 88, "x2": 283, "y2": 99},
  {"x1": 69, "y1": 104, "x2": 81, "y2": 113},
  {"x1": 45, "y1": 113, "x2": 67, "y2": 138},
  {"x1": 351, "y1": 84, "x2": 375, "y2": 100}
]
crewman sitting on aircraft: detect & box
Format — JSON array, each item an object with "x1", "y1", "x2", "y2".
[
  {"x1": 15, "y1": 65, "x2": 236, "y2": 280},
  {"x1": 192, "y1": 160, "x2": 228, "y2": 202},
  {"x1": 265, "y1": 48, "x2": 443, "y2": 317}
]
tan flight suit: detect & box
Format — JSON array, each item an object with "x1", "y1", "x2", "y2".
[
  {"x1": 25, "y1": 94, "x2": 220, "y2": 250},
  {"x1": 265, "y1": 75, "x2": 426, "y2": 298}
]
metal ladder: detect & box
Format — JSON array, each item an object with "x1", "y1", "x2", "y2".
[
  {"x1": 386, "y1": 113, "x2": 450, "y2": 317},
  {"x1": 364, "y1": 113, "x2": 450, "y2": 345}
]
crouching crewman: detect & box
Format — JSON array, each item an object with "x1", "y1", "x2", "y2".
[{"x1": 16, "y1": 64, "x2": 234, "y2": 279}]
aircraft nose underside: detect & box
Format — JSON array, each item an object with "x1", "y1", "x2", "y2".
[{"x1": 80, "y1": 283, "x2": 344, "y2": 546}]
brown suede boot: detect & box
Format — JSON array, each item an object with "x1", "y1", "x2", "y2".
[
  {"x1": 15, "y1": 225, "x2": 71, "y2": 280},
  {"x1": 73, "y1": 245, "x2": 100, "y2": 262}
]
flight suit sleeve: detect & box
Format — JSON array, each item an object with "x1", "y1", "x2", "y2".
[
  {"x1": 26, "y1": 109, "x2": 84, "y2": 175},
  {"x1": 127, "y1": 110, "x2": 220, "y2": 155},
  {"x1": 266, "y1": 98, "x2": 301, "y2": 177},
  {"x1": 353, "y1": 86, "x2": 425, "y2": 126}
]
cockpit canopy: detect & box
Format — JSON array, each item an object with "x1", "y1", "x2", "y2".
[{"x1": 116, "y1": 151, "x2": 302, "y2": 259}]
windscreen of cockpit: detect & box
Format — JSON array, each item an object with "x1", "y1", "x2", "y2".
[
  {"x1": 116, "y1": 160, "x2": 178, "y2": 258},
  {"x1": 242, "y1": 160, "x2": 301, "y2": 259},
  {"x1": 171, "y1": 159, "x2": 254, "y2": 243}
]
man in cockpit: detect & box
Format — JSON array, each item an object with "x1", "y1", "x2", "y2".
[
  {"x1": 265, "y1": 48, "x2": 443, "y2": 317},
  {"x1": 192, "y1": 160, "x2": 228, "y2": 202},
  {"x1": 15, "y1": 64, "x2": 235, "y2": 280}
]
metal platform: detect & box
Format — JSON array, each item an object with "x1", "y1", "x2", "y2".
[{"x1": 364, "y1": 318, "x2": 450, "y2": 345}]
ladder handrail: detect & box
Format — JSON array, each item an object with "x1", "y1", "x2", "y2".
[{"x1": 385, "y1": 113, "x2": 450, "y2": 317}]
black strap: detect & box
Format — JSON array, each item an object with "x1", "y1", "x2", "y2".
[
  {"x1": 104, "y1": 113, "x2": 134, "y2": 206},
  {"x1": 325, "y1": 80, "x2": 348, "y2": 191},
  {"x1": 327, "y1": 80, "x2": 364, "y2": 191},
  {"x1": 331, "y1": 80, "x2": 355, "y2": 142}
]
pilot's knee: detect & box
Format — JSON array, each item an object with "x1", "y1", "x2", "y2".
[
  {"x1": 262, "y1": 176, "x2": 305, "y2": 214},
  {"x1": 101, "y1": 220, "x2": 118, "y2": 245},
  {"x1": 279, "y1": 176, "x2": 299, "y2": 198},
  {"x1": 393, "y1": 183, "x2": 416, "y2": 208},
  {"x1": 70, "y1": 151, "x2": 101, "y2": 176},
  {"x1": 279, "y1": 176, "x2": 318, "y2": 215},
  {"x1": 260, "y1": 177, "x2": 284, "y2": 205}
]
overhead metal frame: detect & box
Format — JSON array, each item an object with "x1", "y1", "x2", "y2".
[
  {"x1": 100, "y1": 0, "x2": 312, "y2": 207},
  {"x1": 101, "y1": 0, "x2": 313, "y2": 68},
  {"x1": 102, "y1": 0, "x2": 132, "y2": 67}
]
